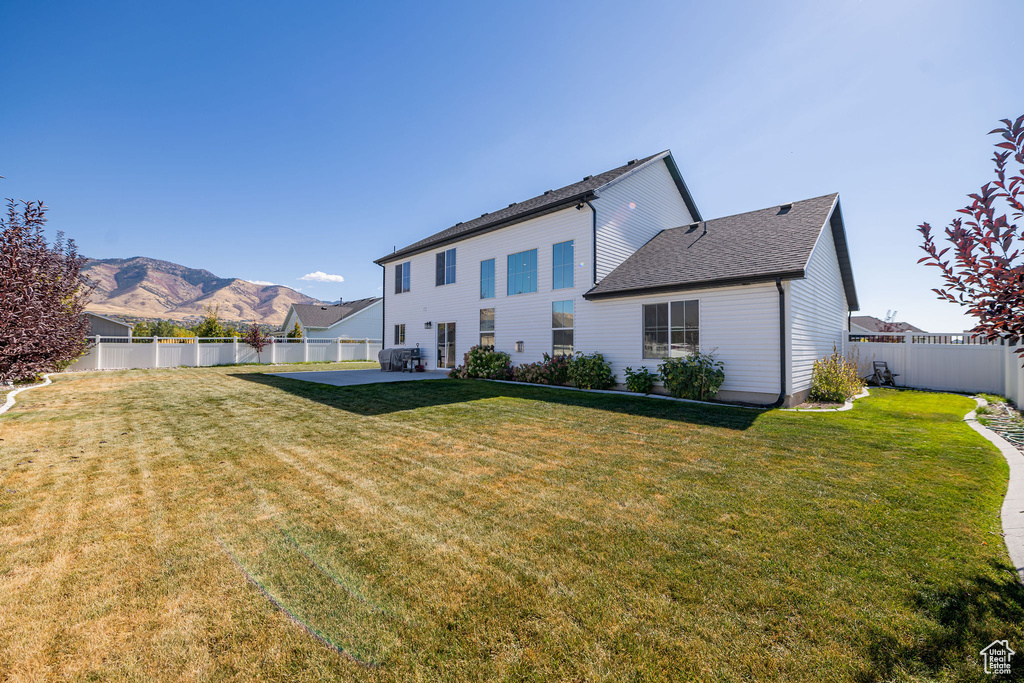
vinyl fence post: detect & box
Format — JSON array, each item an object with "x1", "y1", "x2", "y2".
[
  {"x1": 903, "y1": 331, "x2": 911, "y2": 387},
  {"x1": 335, "y1": 339, "x2": 342, "y2": 363},
  {"x1": 233, "y1": 337, "x2": 238, "y2": 365},
  {"x1": 364, "y1": 338, "x2": 369, "y2": 361},
  {"x1": 303, "y1": 337, "x2": 309, "y2": 363},
  {"x1": 153, "y1": 337, "x2": 160, "y2": 368},
  {"x1": 270, "y1": 339, "x2": 276, "y2": 365},
  {"x1": 95, "y1": 335, "x2": 102, "y2": 370},
  {"x1": 195, "y1": 337, "x2": 201, "y2": 367}
]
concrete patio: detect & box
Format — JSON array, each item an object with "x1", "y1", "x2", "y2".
[{"x1": 268, "y1": 368, "x2": 449, "y2": 387}]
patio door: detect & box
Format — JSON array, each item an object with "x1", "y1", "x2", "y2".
[{"x1": 437, "y1": 322, "x2": 456, "y2": 369}]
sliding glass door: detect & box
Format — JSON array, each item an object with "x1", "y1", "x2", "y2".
[{"x1": 436, "y1": 322, "x2": 456, "y2": 369}]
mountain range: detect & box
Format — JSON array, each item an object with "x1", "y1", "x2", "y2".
[{"x1": 82, "y1": 256, "x2": 320, "y2": 325}]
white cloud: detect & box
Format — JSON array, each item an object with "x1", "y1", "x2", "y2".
[
  {"x1": 247, "y1": 279, "x2": 278, "y2": 286},
  {"x1": 300, "y1": 271, "x2": 345, "y2": 283}
]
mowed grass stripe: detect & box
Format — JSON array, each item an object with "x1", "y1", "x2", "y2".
[{"x1": 0, "y1": 365, "x2": 1020, "y2": 681}]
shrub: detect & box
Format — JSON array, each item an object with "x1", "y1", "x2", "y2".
[
  {"x1": 564, "y1": 352, "x2": 614, "y2": 390},
  {"x1": 624, "y1": 366, "x2": 659, "y2": 394},
  {"x1": 464, "y1": 345, "x2": 512, "y2": 379},
  {"x1": 808, "y1": 344, "x2": 863, "y2": 403},
  {"x1": 511, "y1": 353, "x2": 570, "y2": 385},
  {"x1": 448, "y1": 345, "x2": 511, "y2": 379},
  {"x1": 659, "y1": 352, "x2": 725, "y2": 401}
]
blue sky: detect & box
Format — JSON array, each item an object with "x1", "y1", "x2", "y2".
[{"x1": 2, "y1": 0, "x2": 1021, "y2": 331}]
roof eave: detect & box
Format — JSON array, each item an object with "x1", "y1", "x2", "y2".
[
  {"x1": 583, "y1": 270, "x2": 806, "y2": 300},
  {"x1": 827, "y1": 197, "x2": 859, "y2": 311},
  {"x1": 375, "y1": 192, "x2": 596, "y2": 265}
]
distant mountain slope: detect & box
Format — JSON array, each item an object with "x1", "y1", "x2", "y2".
[{"x1": 82, "y1": 256, "x2": 320, "y2": 324}]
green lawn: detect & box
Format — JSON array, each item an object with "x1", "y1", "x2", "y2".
[{"x1": 0, "y1": 365, "x2": 1020, "y2": 681}]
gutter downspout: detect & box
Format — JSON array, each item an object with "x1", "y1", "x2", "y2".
[
  {"x1": 380, "y1": 265, "x2": 386, "y2": 349},
  {"x1": 585, "y1": 198, "x2": 598, "y2": 285},
  {"x1": 771, "y1": 277, "x2": 787, "y2": 408}
]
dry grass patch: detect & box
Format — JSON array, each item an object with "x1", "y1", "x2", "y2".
[{"x1": 0, "y1": 365, "x2": 1020, "y2": 681}]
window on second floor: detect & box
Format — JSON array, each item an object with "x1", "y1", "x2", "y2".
[
  {"x1": 480, "y1": 258, "x2": 495, "y2": 299},
  {"x1": 394, "y1": 262, "x2": 410, "y2": 294},
  {"x1": 553, "y1": 240, "x2": 574, "y2": 290},
  {"x1": 436, "y1": 248, "x2": 456, "y2": 286},
  {"x1": 507, "y1": 248, "x2": 538, "y2": 296},
  {"x1": 643, "y1": 300, "x2": 699, "y2": 359}
]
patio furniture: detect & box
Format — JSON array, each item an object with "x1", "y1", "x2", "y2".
[{"x1": 870, "y1": 361, "x2": 899, "y2": 387}]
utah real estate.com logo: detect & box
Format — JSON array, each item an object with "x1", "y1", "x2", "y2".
[{"x1": 980, "y1": 640, "x2": 1015, "y2": 675}]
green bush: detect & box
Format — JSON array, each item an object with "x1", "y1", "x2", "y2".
[
  {"x1": 511, "y1": 353, "x2": 571, "y2": 385},
  {"x1": 658, "y1": 352, "x2": 725, "y2": 401},
  {"x1": 808, "y1": 344, "x2": 863, "y2": 403},
  {"x1": 623, "y1": 366, "x2": 659, "y2": 394},
  {"x1": 566, "y1": 352, "x2": 615, "y2": 390},
  {"x1": 449, "y1": 345, "x2": 512, "y2": 380}
]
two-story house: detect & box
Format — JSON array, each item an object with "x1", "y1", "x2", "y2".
[{"x1": 375, "y1": 150, "x2": 857, "y2": 406}]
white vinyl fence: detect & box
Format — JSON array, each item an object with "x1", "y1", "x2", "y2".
[
  {"x1": 845, "y1": 332, "x2": 1024, "y2": 401},
  {"x1": 68, "y1": 337, "x2": 383, "y2": 372}
]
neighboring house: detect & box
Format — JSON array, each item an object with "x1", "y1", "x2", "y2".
[
  {"x1": 850, "y1": 315, "x2": 925, "y2": 334},
  {"x1": 85, "y1": 312, "x2": 133, "y2": 338},
  {"x1": 375, "y1": 150, "x2": 858, "y2": 406},
  {"x1": 274, "y1": 298, "x2": 383, "y2": 339}
]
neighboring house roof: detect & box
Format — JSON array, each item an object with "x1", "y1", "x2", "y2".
[
  {"x1": 375, "y1": 150, "x2": 701, "y2": 264},
  {"x1": 287, "y1": 297, "x2": 381, "y2": 329},
  {"x1": 584, "y1": 193, "x2": 859, "y2": 310},
  {"x1": 850, "y1": 316, "x2": 925, "y2": 333},
  {"x1": 85, "y1": 312, "x2": 133, "y2": 329}
]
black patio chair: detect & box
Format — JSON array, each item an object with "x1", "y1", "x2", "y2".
[{"x1": 871, "y1": 361, "x2": 899, "y2": 387}]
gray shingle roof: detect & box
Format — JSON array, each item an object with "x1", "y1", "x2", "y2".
[
  {"x1": 850, "y1": 316, "x2": 924, "y2": 333},
  {"x1": 375, "y1": 150, "x2": 700, "y2": 264},
  {"x1": 585, "y1": 193, "x2": 858, "y2": 310},
  {"x1": 290, "y1": 297, "x2": 380, "y2": 328}
]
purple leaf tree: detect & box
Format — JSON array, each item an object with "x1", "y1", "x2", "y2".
[
  {"x1": 918, "y1": 115, "x2": 1024, "y2": 360},
  {"x1": 0, "y1": 199, "x2": 94, "y2": 384},
  {"x1": 242, "y1": 322, "x2": 271, "y2": 363}
]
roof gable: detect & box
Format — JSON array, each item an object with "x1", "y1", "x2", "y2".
[
  {"x1": 375, "y1": 151, "x2": 700, "y2": 264},
  {"x1": 585, "y1": 193, "x2": 858, "y2": 305},
  {"x1": 85, "y1": 312, "x2": 133, "y2": 329},
  {"x1": 291, "y1": 298, "x2": 381, "y2": 328}
]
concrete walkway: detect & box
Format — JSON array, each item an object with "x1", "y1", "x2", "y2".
[
  {"x1": 965, "y1": 397, "x2": 1024, "y2": 584},
  {"x1": 268, "y1": 369, "x2": 449, "y2": 387}
]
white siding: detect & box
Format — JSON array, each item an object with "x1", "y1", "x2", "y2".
[
  {"x1": 581, "y1": 283, "x2": 782, "y2": 397},
  {"x1": 380, "y1": 205, "x2": 594, "y2": 367},
  {"x1": 594, "y1": 159, "x2": 693, "y2": 282},
  {"x1": 789, "y1": 210, "x2": 849, "y2": 393}
]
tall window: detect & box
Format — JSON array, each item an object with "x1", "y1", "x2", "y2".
[
  {"x1": 507, "y1": 248, "x2": 538, "y2": 295},
  {"x1": 552, "y1": 240, "x2": 574, "y2": 290},
  {"x1": 435, "y1": 248, "x2": 456, "y2": 286},
  {"x1": 480, "y1": 259, "x2": 495, "y2": 299},
  {"x1": 643, "y1": 300, "x2": 699, "y2": 358},
  {"x1": 552, "y1": 300, "x2": 574, "y2": 357},
  {"x1": 394, "y1": 262, "x2": 410, "y2": 294},
  {"x1": 479, "y1": 308, "x2": 495, "y2": 347},
  {"x1": 394, "y1": 323, "x2": 405, "y2": 346}
]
